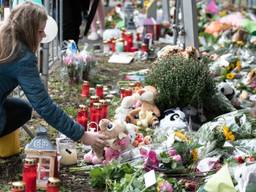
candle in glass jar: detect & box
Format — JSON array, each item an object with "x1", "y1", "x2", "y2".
[
  {"x1": 96, "y1": 84, "x2": 104, "y2": 98},
  {"x1": 120, "y1": 87, "x2": 126, "y2": 99},
  {"x1": 76, "y1": 104, "x2": 88, "y2": 130},
  {"x1": 111, "y1": 39, "x2": 116, "y2": 52},
  {"x1": 47, "y1": 177, "x2": 60, "y2": 192},
  {"x1": 22, "y1": 159, "x2": 37, "y2": 192},
  {"x1": 90, "y1": 103, "x2": 102, "y2": 130},
  {"x1": 59, "y1": 139, "x2": 77, "y2": 165},
  {"x1": 124, "y1": 88, "x2": 133, "y2": 97},
  {"x1": 81, "y1": 81, "x2": 90, "y2": 97},
  {"x1": 141, "y1": 43, "x2": 148, "y2": 52},
  {"x1": 99, "y1": 99, "x2": 109, "y2": 119},
  {"x1": 115, "y1": 39, "x2": 124, "y2": 52},
  {"x1": 126, "y1": 32, "x2": 133, "y2": 52},
  {"x1": 11, "y1": 181, "x2": 25, "y2": 192},
  {"x1": 90, "y1": 95, "x2": 99, "y2": 108}
]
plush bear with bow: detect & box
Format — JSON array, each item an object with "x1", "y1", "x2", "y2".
[
  {"x1": 126, "y1": 85, "x2": 160, "y2": 129},
  {"x1": 84, "y1": 119, "x2": 130, "y2": 164}
]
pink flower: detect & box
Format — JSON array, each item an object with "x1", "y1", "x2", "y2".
[
  {"x1": 168, "y1": 149, "x2": 177, "y2": 157},
  {"x1": 206, "y1": 0, "x2": 218, "y2": 14},
  {"x1": 140, "y1": 148, "x2": 148, "y2": 157},
  {"x1": 172, "y1": 155, "x2": 182, "y2": 162},
  {"x1": 144, "y1": 150, "x2": 159, "y2": 170},
  {"x1": 159, "y1": 181, "x2": 173, "y2": 192}
]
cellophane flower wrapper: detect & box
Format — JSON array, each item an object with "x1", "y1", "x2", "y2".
[
  {"x1": 61, "y1": 41, "x2": 96, "y2": 83},
  {"x1": 196, "y1": 109, "x2": 256, "y2": 159}
]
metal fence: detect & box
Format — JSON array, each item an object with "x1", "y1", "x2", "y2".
[{"x1": 0, "y1": 0, "x2": 63, "y2": 96}]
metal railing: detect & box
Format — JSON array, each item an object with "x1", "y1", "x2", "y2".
[{"x1": 0, "y1": 0, "x2": 63, "y2": 96}]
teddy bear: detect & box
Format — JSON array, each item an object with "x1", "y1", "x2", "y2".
[
  {"x1": 114, "y1": 92, "x2": 140, "y2": 122},
  {"x1": 126, "y1": 85, "x2": 160, "y2": 129},
  {"x1": 84, "y1": 119, "x2": 131, "y2": 164}
]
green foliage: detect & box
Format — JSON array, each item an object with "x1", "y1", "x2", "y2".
[
  {"x1": 145, "y1": 56, "x2": 217, "y2": 112},
  {"x1": 89, "y1": 163, "x2": 135, "y2": 189}
]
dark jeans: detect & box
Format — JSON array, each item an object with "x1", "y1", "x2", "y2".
[
  {"x1": 63, "y1": 0, "x2": 91, "y2": 44},
  {"x1": 0, "y1": 98, "x2": 32, "y2": 137}
]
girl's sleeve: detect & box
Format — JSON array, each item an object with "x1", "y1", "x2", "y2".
[{"x1": 16, "y1": 54, "x2": 84, "y2": 141}]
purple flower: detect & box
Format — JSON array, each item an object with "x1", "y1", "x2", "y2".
[
  {"x1": 159, "y1": 181, "x2": 173, "y2": 192},
  {"x1": 172, "y1": 155, "x2": 182, "y2": 162},
  {"x1": 168, "y1": 149, "x2": 177, "y2": 157}
]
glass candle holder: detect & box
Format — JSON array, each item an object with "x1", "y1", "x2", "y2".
[
  {"x1": 76, "y1": 104, "x2": 88, "y2": 131},
  {"x1": 124, "y1": 88, "x2": 133, "y2": 97},
  {"x1": 11, "y1": 181, "x2": 25, "y2": 192},
  {"x1": 90, "y1": 95, "x2": 99, "y2": 108},
  {"x1": 46, "y1": 177, "x2": 60, "y2": 192},
  {"x1": 59, "y1": 139, "x2": 77, "y2": 166},
  {"x1": 90, "y1": 103, "x2": 102, "y2": 130},
  {"x1": 120, "y1": 87, "x2": 126, "y2": 99},
  {"x1": 99, "y1": 99, "x2": 109, "y2": 119},
  {"x1": 22, "y1": 158, "x2": 37, "y2": 192},
  {"x1": 96, "y1": 84, "x2": 104, "y2": 98},
  {"x1": 81, "y1": 81, "x2": 90, "y2": 97}
]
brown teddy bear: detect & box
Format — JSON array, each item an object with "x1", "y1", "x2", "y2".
[{"x1": 126, "y1": 85, "x2": 160, "y2": 129}]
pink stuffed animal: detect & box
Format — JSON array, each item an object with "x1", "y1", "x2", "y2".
[{"x1": 84, "y1": 119, "x2": 131, "y2": 164}]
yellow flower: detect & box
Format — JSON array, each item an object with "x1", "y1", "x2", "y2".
[
  {"x1": 175, "y1": 131, "x2": 188, "y2": 141},
  {"x1": 226, "y1": 73, "x2": 235, "y2": 80},
  {"x1": 157, "y1": 181, "x2": 164, "y2": 192},
  {"x1": 223, "y1": 126, "x2": 235, "y2": 141},
  {"x1": 219, "y1": 10, "x2": 227, "y2": 17},
  {"x1": 191, "y1": 149, "x2": 198, "y2": 161},
  {"x1": 236, "y1": 41, "x2": 244, "y2": 46},
  {"x1": 235, "y1": 60, "x2": 241, "y2": 71}
]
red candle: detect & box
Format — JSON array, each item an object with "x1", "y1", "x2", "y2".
[
  {"x1": 111, "y1": 39, "x2": 116, "y2": 52},
  {"x1": 11, "y1": 182, "x2": 25, "y2": 192},
  {"x1": 125, "y1": 33, "x2": 133, "y2": 52},
  {"x1": 90, "y1": 103, "x2": 102, "y2": 130},
  {"x1": 141, "y1": 43, "x2": 148, "y2": 52},
  {"x1": 136, "y1": 32, "x2": 141, "y2": 42},
  {"x1": 120, "y1": 87, "x2": 126, "y2": 99},
  {"x1": 90, "y1": 95, "x2": 99, "y2": 108},
  {"x1": 81, "y1": 81, "x2": 90, "y2": 97},
  {"x1": 124, "y1": 88, "x2": 133, "y2": 97},
  {"x1": 46, "y1": 177, "x2": 60, "y2": 192},
  {"x1": 22, "y1": 159, "x2": 37, "y2": 192},
  {"x1": 130, "y1": 47, "x2": 138, "y2": 52},
  {"x1": 96, "y1": 84, "x2": 104, "y2": 98},
  {"x1": 76, "y1": 105, "x2": 88, "y2": 131},
  {"x1": 99, "y1": 100, "x2": 108, "y2": 119}
]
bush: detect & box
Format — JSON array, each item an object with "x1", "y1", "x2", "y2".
[{"x1": 146, "y1": 56, "x2": 216, "y2": 110}]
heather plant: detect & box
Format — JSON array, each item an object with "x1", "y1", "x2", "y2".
[{"x1": 145, "y1": 55, "x2": 234, "y2": 120}]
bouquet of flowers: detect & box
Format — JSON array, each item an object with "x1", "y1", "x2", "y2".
[
  {"x1": 196, "y1": 109, "x2": 256, "y2": 158},
  {"x1": 62, "y1": 40, "x2": 96, "y2": 84}
]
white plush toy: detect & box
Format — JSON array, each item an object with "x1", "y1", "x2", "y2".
[
  {"x1": 157, "y1": 108, "x2": 188, "y2": 136},
  {"x1": 114, "y1": 93, "x2": 140, "y2": 122}
]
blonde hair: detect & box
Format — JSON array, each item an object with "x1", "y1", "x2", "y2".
[{"x1": 0, "y1": 1, "x2": 47, "y2": 64}]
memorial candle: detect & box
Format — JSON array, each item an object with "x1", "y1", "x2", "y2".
[
  {"x1": 22, "y1": 159, "x2": 37, "y2": 192},
  {"x1": 96, "y1": 84, "x2": 104, "y2": 98},
  {"x1": 46, "y1": 177, "x2": 60, "y2": 192},
  {"x1": 81, "y1": 81, "x2": 90, "y2": 97},
  {"x1": 76, "y1": 105, "x2": 88, "y2": 131}
]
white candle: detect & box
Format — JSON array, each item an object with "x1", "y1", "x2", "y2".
[{"x1": 60, "y1": 148, "x2": 77, "y2": 165}]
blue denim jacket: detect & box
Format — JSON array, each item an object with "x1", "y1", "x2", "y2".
[{"x1": 0, "y1": 45, "x2": 84, "y2": 141}]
